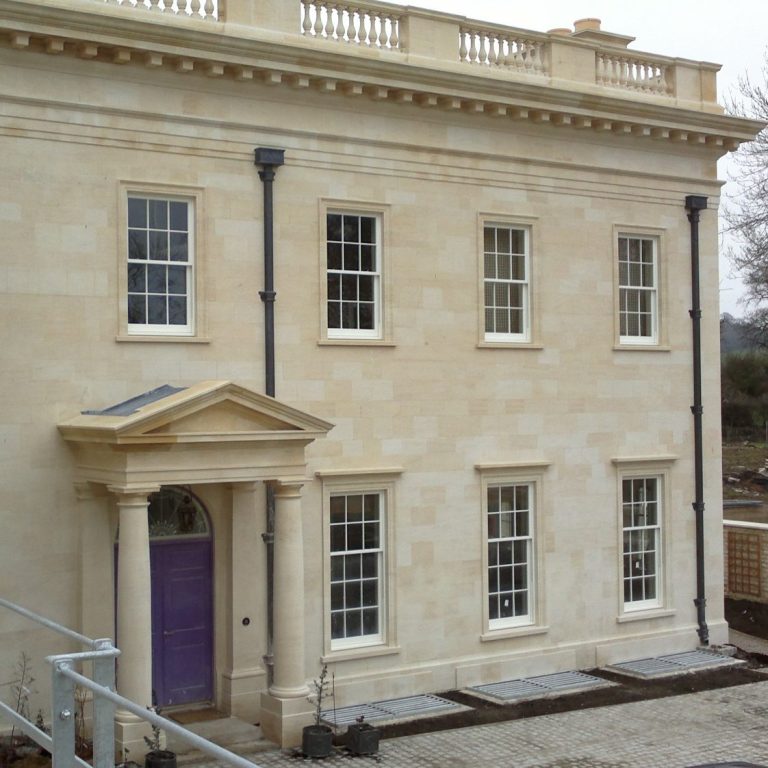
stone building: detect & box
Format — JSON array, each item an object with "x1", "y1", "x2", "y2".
[{"x1": 0, "y1": 0, "x2": 761, "y2": 750}]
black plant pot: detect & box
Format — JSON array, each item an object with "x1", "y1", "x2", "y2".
[
  {"x1": 145, "y1": 750, "x2": 176, "y2": 768},
  {"x1": 346, "y1": 723, "x2": 380, "y2": 755},
  {"x1": 302, "y1": 724, "x2": 334, "y2": 758}
]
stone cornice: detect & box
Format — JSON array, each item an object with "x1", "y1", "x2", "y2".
[{"x1": 0, "y1": 0, "x2": 762, "y2": 151}]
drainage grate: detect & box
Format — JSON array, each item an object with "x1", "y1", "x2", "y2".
[
  {"x1": 609, "y1": 650, "x2": 739, "y2": 679},
  {"x1": 469, "y1": 670, "x2": 613, "y2": 703},
  {"x1": 321, "y1": 693, "x2": 465, "y2": 727}
]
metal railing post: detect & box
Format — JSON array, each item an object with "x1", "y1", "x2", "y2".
[
  {"x1": 52, "y1": 661, "x2": 77, "y2": 768},
  {"x1": 91, "y1": 640, "x2": 116, "y2": 768}
]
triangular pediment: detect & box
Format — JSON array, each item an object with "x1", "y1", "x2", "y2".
[
  {"x1": 58, "y1": 381, "x2": 333, "y2": 445},
  {"x1": 147, "y1": 399, "x2": 295, "y2": 436}
]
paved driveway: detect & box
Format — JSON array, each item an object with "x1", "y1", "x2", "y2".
[{"x1": 242, "y1": 680, "x2": 768, "y2": 768}]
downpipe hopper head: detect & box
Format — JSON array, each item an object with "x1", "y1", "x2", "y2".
[
  {"x1": 254, "y1": 147, "x2": 285, "y2": 168},
  {"x1": 685, "y1": 195, "x2": 708, "y2": 212}
]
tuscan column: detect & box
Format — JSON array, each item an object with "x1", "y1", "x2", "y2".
[
  {"x1": 109, "y1": 485, "x2": 158, "y2": 752},
  {"x1": 270, "y1": 481, "x2": 309, "y2": 698},
  {"x1": 260, "y1": 480, "x2": 311, "y2": 747}
]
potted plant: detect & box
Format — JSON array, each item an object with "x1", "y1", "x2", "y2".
[
  {"x1": 301, "y1": 664, "x2": 334, "y2": 758},
  {"x1": 144, "y1": 710, "x2": 176, "y2": 768},
  {"x1": 346, "y1": 715, "x2": 379, "y2": 756}
]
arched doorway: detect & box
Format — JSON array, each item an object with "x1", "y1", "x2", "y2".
[{"x1": 147, "y1": 487, "x2": 213, "y2": 708}]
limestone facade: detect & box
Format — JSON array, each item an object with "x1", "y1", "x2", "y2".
[{"x1": 0, "y1": 0, "x2": 762, "y2": 750}]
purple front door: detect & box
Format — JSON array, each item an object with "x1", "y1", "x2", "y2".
[{"x1": 150, "y1": 538, "x2": 213, "y2": 707}]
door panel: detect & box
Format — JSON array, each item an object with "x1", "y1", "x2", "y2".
[{"x1": 150, "y1": 539, "x2": 213, "y2": 707}]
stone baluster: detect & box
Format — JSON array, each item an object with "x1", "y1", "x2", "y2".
[
  {"x1": 459, "y1": 29, "x2": 468, "y2": 61},
  {"x1": 202, "y1": 0, "x2": 214, "y2": 19},
  {"x1": 348, "y1": 7, "x2": 359, "y2": 43},
  {"x1": 532, "y1": 41, "x2": 544, "y2": 74},
  {"x1": 189, "y1": 0, "x2": 200, "y2": 17},
  {"x1": 313, "y1": 2, "x2": 324, "y2": 36},
  {"x1": 378, "y1": 13, "x2": 388, "y2": 47},
  {"x1": 468, "y1": 30, "x2": 478, "y2": 64},
  {"x1": 367, "y1": 12, "x2": 377, "y2": 45},
  {"x1": 488, "y1": 34, "x2": 499, "y2": 66},
  {"x1": 478, "y1": 32, "x2": 489, "y2": 65},
  {"x1": 301, "y1": 1, "x2": 312, "y2": 34},
  {"x1": 324, "y1": 3, "x2": 335, "y2": 38},
  {"x1": 335, "y1": 5, "x2": 346, "y2": 41},
  {"x1": 389, "y1": 15, "x2": 399, "y2": 48}
]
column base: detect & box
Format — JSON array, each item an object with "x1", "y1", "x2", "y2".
[
  {"x1": 259, "y1": 692, "x2": 314, "y2": 748},
  {"x1": 115, "y1": 711, "x2": 154, "y2": 761}
]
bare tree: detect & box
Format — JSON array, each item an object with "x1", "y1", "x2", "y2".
[{"x1": 724, "y1": 53, "x2": 768, "y2": 337}]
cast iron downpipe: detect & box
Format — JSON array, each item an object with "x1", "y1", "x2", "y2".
[
  {"x1": 685, "y1": 194, "x2": 709, "y2": 646},
  {"x1": 255, "y1": 147, "x2": 285, "y2": 684}
]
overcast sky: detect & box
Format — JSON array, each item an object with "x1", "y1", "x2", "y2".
[{"x1": 389, "y1": 0, "x2": 768, "y2": 317}]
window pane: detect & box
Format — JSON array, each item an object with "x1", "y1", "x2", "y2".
[
  {"x1": 343, "y1": 216, "x2": 359, "y2": 241},
  {"x1": 496, "y1": 227, "x2": 510, "y2": 253},
  {"x1": 128, "y1": 197, "x2": 147, "y2": 228},
  {"x1": 360, "y1": 216, "x2": 375, "y2": 244},
  {"x1": 147, "y1": 295, "x2": 167, "y2": 324},
  {"x1": 360, "y1": 245, "x2": 375, "y2": 272},
  {"x1": 327, "y1": 214, "x2": 342, "y2": 241},
  {"x1": 362, "y1": 552, "x2": 377, "y2": 578},
  {"x1": 327, "y1": 242, "x2": 342, "y2": 270},
  {"x1": 510, "y1": 229, "x2": 525, "y2": 253},
  {"x1": 127, "y1": 263, "x2": 146, "y2": 292},
  {"x1": 127, "y1": 295, "x2": 145, "y2": 324},
  {"x1": 343, "y1": 243, "x2": 360, "y2": 271},
  {"x1": 331, "y1": 612, "x2": 345, "y2": 639},
  {"x1": 345, "y1": 581, "x2": 361, "y2": 608},
  {"x1": 362, "y1": 580, "x2": 377, "y2": 607},
  {"x1": 363, "y1": 522, "x2": 379, "y2": 549},
  {"x1": 359, "y1": 303, "x2": 374, "y2": 330},
  {"x1": 149, "y1": 231, "x2": 168, "y2": 261},
  {"x1": 497, "y1": 254, "x2": 511, "y2": 280},
  {"x1": 168, "y1": 296, "x2": 187, "y2": 325},
  {"x1": 341, "y1": 302, "x2": 357, "y2": 329},
  {"x1": 345, "y1": 554, "x2": 361, "y2": 580},
  {"x1": 364, "y1": 494, "x2": 379, "y2": 520},
  {"x1": 362, "y1": 608, "x2": 378, "y2": 634},
  {"x1": 327, "y1": 302, "x2": 340, "y2": 329},
  {"x1": 149, "y1": 199, "x2": 168, "y2": 229},
  {"x1": 147, "y1": 265, "x2": 166, "y2": 293},
  {"x1": 484, "y1": 227, "x2": 495, "y2": 252},
  {"x1": 169, "y1": 233, "x2": 188, "y2": 262},
  {"x1": 342, "y1": 274, "x2": 358, "y2": 300},
  {"x1": 330, "y1": 524, "x2": 346, "y2": 552},
  {"x1": 168, "y1": 266, "x2": 187, "y2": 295},
  {"x1": 359, "y1": 275, "x2": 374, "y2": 302},
  {"x1": 347, "y1": 523, "x2": 363, "y2": 551},
  {"x1": 169, "y1": 201, "x2": 188, "y2": 231},
  {"x1": 128, "y1": 230, "x2": 148, "y2": 261}
]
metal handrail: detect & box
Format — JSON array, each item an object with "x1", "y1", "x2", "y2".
[{"x1": 0, "y1": 599, "x2": 266, "y2": 768}]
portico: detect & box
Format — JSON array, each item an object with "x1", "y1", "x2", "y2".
[{"x1": 58, "y1": 381, "x2": 333, "y2": 752}]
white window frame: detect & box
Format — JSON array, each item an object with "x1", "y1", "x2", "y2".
[
  {"x1": 117, "y1": 183, "x2": 205, "y2": 342},
  {"x1": 613, "y1": 456, "x2": 675, "y2": 617},
  {"x1": 325, "y1": 209, "x2": 382, "y2": 340},
  {"x1": 617, "y1": 232, "x2": 659, "y2": 346},
  {"x1": 477, "y1": 462, "x2": 549, "y2": 637},
  {"x1": 620, "y1": 475, "x2": 662, "y2": 611},
  {"x1": 482, "y1": 222, "x2": 531, "y2": 343},
  {"x1": 318, "y1": 470, "x2": 400, "y2": 658}
]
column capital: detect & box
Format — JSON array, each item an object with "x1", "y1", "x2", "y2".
[
  {"x1": 229, "y1": 480, "x2": 261, "y2": 493},
  {"x1": 272, "y1": 481, "x2": 304, "y2": 500},
  {"x1": 108, "y1": 485, "x2": 161, "y2": 504}
]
